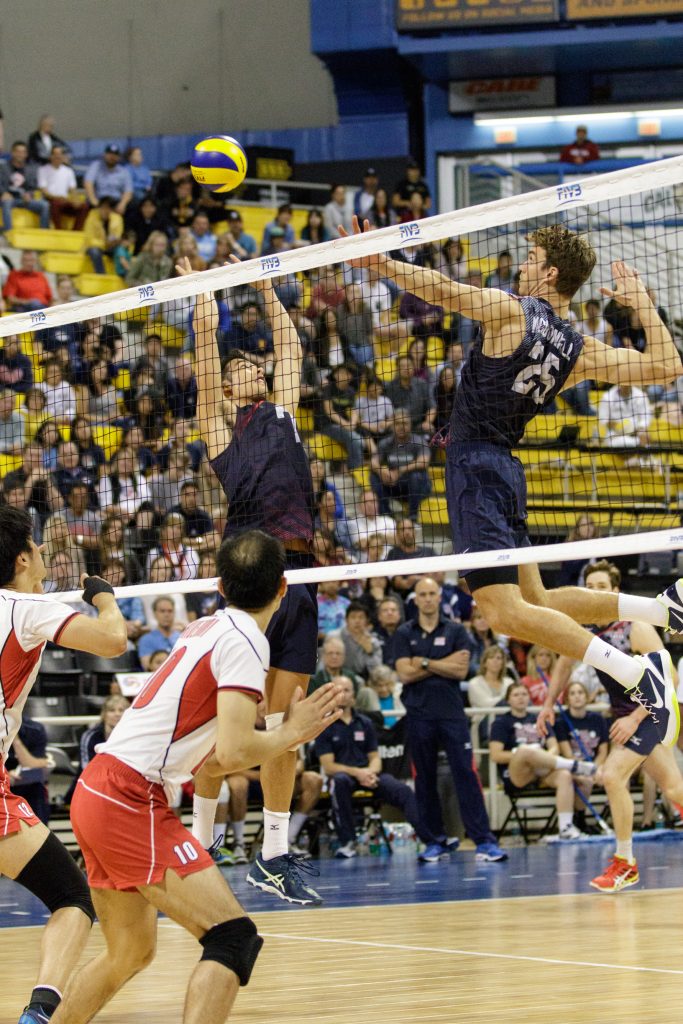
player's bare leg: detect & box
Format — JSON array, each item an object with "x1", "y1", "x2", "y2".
[
  {"x1": 519, "y1": 564, "x2": 619, "y2": 626},
  {"x1": 642, "y1": 744, "x2": 683, "y2": 806},
  {"x1": 51, "y1": 890, "x2": 158, "y2": 1024},
  {"x1": 591, "y1": 745, "x2": 645, "y2": 892},
  {"x1": 261, "y1": 668, "x2": 310, "y2": 820}
]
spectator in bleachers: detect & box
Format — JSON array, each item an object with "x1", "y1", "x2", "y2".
[
  {"x1": 224, "y1": 208, "x2": 257, "y2": 259},
  {"x1": 145, "y1": 510, "x2": 198, "y2": 580},
  {"x1": 329, "y1": 601, "x2": 382, "y2": 681},
  {"x1": 123, "y1": 145, "x2": 153, "y2": 201},
  {"x1": 7, "y1": 719, "x2": 52, "y2": 824},
  {"x1": 337, "y1": 284, "x2": 375, "y2": 368},
  {"x1": 2, "y1": 476, "x2": 41, "y2": 541},
  {"x1": 485, "y1": 250, "x2": 515, "y2": 292},
  {"x1": 356, "y1": 373, "x2": 394, "y2": 442},
  {"x1": 75, "y1": 694, "x2": 130, "y2": 784},
  {"x1": 357, "y1": 572, "x2": 392, "y2": 621},
  {"x1": 384, "y1": 356, "x2": 435, "y2": 433},
  {"x1": 404, "y1": 571, "x2": 470, "y2": 624},
  {"x1": 186, "y1": 549, "x2": 220, "y2": 621},
  {"x1": 557, "y1": 513, "x2": 600, "y2": 587},
  {"x1": 137, "y1": 595, "x2": 181, "y2": 670},
  {"x1": 310, "y1": 635, "x2": 363, "y2": 695},
  {"x1": 53, "y1": 440, "x2": 96, "y2": 503},
  {"x1": 407, "y1": 337, "x2": 436, "y2": 389},
  {"x1": 315, "y1": 489, "x2": 346, "y2": 551},
  {"x1": 384, "y1": 518, "x2": 436, "y2": 602},
  {"x1": 261, "y1": 202, "x2": 295, "y2": 254},
  {"x1": 113, "y1": 230, "x2": 135, "y2": 278},
  {"x1": 357, "y1": 663, "x2": 404, "y2": 725},
  {"x1": 97, "y1": 445, "x2": 152, "y2": 520},
  {"x1": 318, "y1": 363, "x2": 366, "y2": 470},
  {"x1": 36, "y1": 144, "x2": 88, "y2": 230},
  {"x1": 4, "y1": 441, "x2": 51, "y2": 520},
  {"x1": 0, "y1": 140, "x2": 50, "y2": 229},
  {"x1": 149, "y1": 447, "x2": 193, "y2": 514},
  {"x1": 126, "y1": 500, "x2": 160, "y2": 562},
  {"x1": 0, "y1": 385, "x2": 25, "y2": 455},
  {"x1": 520, "y1": 645, "x2": 557, "y2": 706},
  {"x1": 155, "y1": 161, "x2": 197, "y2": 207},
  {"x1": 83, "y1": 196, "x2": 125, "y2": 274},
  {"x1": 171, "y1": 479, "x2": 213, "y2": 540},
  {"x1": 38, "y1": 358, "x2": 77, "y2": 423},
  {"x1": 436, "y1": 237, "x2": 468, "y2": 281},
  {"x1": 466, "y1": 605, "x2": 501, "y2": 676},
  {"x1": 99, "y1": 513, "x2": 144, "y2": 584},
  {"x1": 140, "y1": 555, "x2": 188, "y2": 628},
  {"x1": 375, "y1": 595, "x2": 404, "y2": 668},
  {"x1": 391, "y1": 159, "x2": 431, "y2": 218},
  {"x1": 27, "y1": 114, "x2": 70, "y2": 164},
  {"x1": 3, "y1": 249, "x2": 52, "y2": 311},
  {"x1": 62, "y1": 480, "x2": 100, "y2": 560},
  {"x1": 190, "y1": 211, "x2": 217, "y2": 263},
  {"x1": 124, "y1": 230, "x2": 173, "y2": 287},
  {"x1": 398, "y1": 189, "x2": 428, "y2": 226},
  {"x1": 100, "y1": 558, "x2": 147, "y2": 641},
  {"x1": 165, "y1": 415, "x2": 205, "y2": 473},
  {"x1": 70, "y1": 415, "x2": 106, "y2": 479},
  {"x1": 34, "y1": 418, "x2": 64, "y2": 471},
  {"x1": 84, "y1": 143, "x2": 133, "y2": 215},
  {"x1": 165, "y1": 355, "x2": 197, "y2": 421},
  {"x1": 578, "y1": 297, "x2": 613, "y2": 346},
  {"x1": 323, "y1": 183, "x2": 350, "y2": 240},
  {"x1": 344, "y1": 489, "x2": 396, "y2": 558},
  {"x1": 433, "y1": 364, "x2": 456, "y2": 437},
  {"x1": 308, "y1": 266, "x2": 346, "y2": 320},
  {"x1": 371, "y1": 410, "x2": 431, "y2": 520},
  {"x1": 224, "y1": 302, "x2": 273, "y2": 367},
  {"x1": 166, "y1": 180, "x2": 199, "y2": 233},
  {"x1": 0, "y1": 335, "x2": 33, "y2": 394},
  {"x1": 598, "y1": 383, "x2": 651, "y2": 450},
  {"x1": 78, "y1": 358, "x2": 120, "y2": 424},
  {"x1": 317, "y1": 580, "x2": 351, "y2": 638},
  {"x1": 125, "y1": 194, "x2": 170, "y2": 252},
  {"x1": 42, "y1": 547, "x2": 83, "y2": 593},
  {"x1": 353, "y1": 167, "x2": 379, "y2": 219},
  {"x1": 135, "y1": 332, "x2": 170, "y2": 392},
  {"x1": 368, "y1": 186, "x2": 392, "y2": 229},
  {"x1": 559, "y1": 126, "x2": 600, "y2": 165},
  {"x1": 42, "y1": 510, "x2": 84, "y2": 578},
  {"x1": 312, "y1": 526, "x2": 341, "y2": 567},
  {"x1": 299, "y1": 207, "x2": 328, "y2": 246},
  {"x1": 467, "y1": 644, "x2": 517, "y2": 752}
]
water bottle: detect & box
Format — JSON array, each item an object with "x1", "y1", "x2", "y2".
[
  {"x1": 654, "y1": 802, "x2": 666, "y2": 830},
  {"x1": 318, "y1": 832, "x2": 331, "y2": 858}
]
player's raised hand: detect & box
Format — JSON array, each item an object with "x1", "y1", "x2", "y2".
[
  {"x1": 600, "y1": 260, "x2": 649, "y2": 308},
  {"x1": 175, "y1": 256, "x2": 219, "y2": 333},
  {"x1": 286, "y1": 682, "x2": 343, "y2": 743},
  {"x1": 338, "y1": 215, "x2": 387, "y2": 272}
]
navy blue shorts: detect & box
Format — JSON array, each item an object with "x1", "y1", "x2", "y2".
[
  {"x1": 446, "y1": 442, "x2": 530, "y2": 589},
  {"x1": 623, "y1": 713, "x2": 660, "y2": 757},
  {"x1": 265, "y1": 552, "x2": 318, "y2": 677}
]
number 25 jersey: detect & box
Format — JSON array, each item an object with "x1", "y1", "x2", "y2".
[{"x1": 101, "y1": 608, "x2": 269, "y2": 786}]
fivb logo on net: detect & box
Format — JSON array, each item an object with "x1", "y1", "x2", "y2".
[
  {"x1": 138, "y1": 284, "x2": 155, "y2": 303},
  {"x1": 30, "y1": 310, "x2": 47, "y2": 325},
  {"x1": 556, "y1": 183, "x2": 583, "y2": 206},
  {"x1": 399, "y1": 221, "x2": 421, "y2": 242},
  {"x1": 260, "y1": 255, "x2": 281, "y2": 276}
]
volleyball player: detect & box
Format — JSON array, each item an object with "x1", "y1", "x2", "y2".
[
  {"x1": 342, "y1": 217, "x2": 682, "y2": 744},
  {"x1": 540, "y1": 559, "x2": 683, "y2": 892},
  {"x1": 175, "y1": 258, "x2": 321, "y2": 904},
  {"x1": 51, "y1": 531, "x2": 342, "y2": 1024},
  {"x1": 0, "y1": 505, "x2": 128, "y2": 1024}
]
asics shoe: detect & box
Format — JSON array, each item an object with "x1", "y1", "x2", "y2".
[
  {"x1": 18, "y1": 1010, "x2": 51, "y2": 1024},
  {"x1": 209, "y1": 840, "x2": 235, "y2": 867},
  {"x1": 475, "y1": 842, "x2": 508, "y2": 862},
  {"x1": 628, "y1": 650, "x2": 680, "y2": 747},
  {"x1": 231, "y1": 843, "x2": 249, "y2": 865},
  {"x1": 558, "y1": 823, "x2": 588, "y2": 841},
  {"x1": 590, "y1": 855, "x2": 639, "y2": 893},
  {"x1": 246, "y1": 852, "x2": 322, "y2": 906},
  {"x1": 656, "y1": 579, "x2": 683, "y2": 633},
  {"x1": 418, "y1": 843, "x2": 449, "y2": 863}
]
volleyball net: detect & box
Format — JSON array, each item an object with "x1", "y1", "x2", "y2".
[{"x1": 1, "y1": 155, "x2": 683, "y2": 604}]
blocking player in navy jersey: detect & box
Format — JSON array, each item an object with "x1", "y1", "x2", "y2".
[
  {"x1": 175, "y1": 258, "x2": 321, "y2": 905},
  {"x1": 489, "y1": 681, "x2": 598, "y2": 840},
  {"x1": 542, "y1": 559, "x2": 683, "y2": 892},
  {"x1": 342, "y1": 217, "x2": 683, "y2": 746}
]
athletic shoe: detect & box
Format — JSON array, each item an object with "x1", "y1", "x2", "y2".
[
  {"x1": 231, "y1": 843, "x2": 248, "y2": 865},
  {"x1": 418, "y1": 843, "x2": 449, "y2": 863},
  {"x1": 629, "y1": 650, "x2": 680, "y2": 747},
  {"x1": 334, "y1": 841, "x2": 357, "y2": 859},
  {"x1": 18, "y1": 1010, "x2": 50, "y2": 1024},
  {"x1": 571, "y1": 760, "x2": 597, "y2": 778},
  {"x1": 558, "y1": 823, "x2": 588, "y2": 841},
  {"x1": 656, "y1": 579, "x2": 683, "y2": 632},
  {"x1": 209, "y1": 841, "x2": 235, "y2": 867},
  {"x1": 442, "y1": 837, "x2": 460, "y2": 854},
  {"x1": 290, "y1": 842, "x2": 312, "y2": 859},
  {"x1": 475, "y1": 842, "x2": 508, "y2": 862},
  {"x1": 590, "y1": 855, "x2": 640, "y2": 893},
  {"x1": 246, "y1": 852, "x2": 322, "y2": 906}
]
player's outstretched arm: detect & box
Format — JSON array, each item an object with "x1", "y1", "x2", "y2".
[
  {"x1": 57, "y1": 575, "x2": 128, "y2": 657},
  {"x1": 256, "y1": 277, "x2": 302, "y2": 416},
  {"x1": 175, "y1": 257, "x2": 232, "y2": 460},
  {"x1": 339, "y1": 215, "x2": 521, "y2": 329}
]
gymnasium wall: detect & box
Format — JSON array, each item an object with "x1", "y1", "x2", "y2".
[{"x1": 0, "y1": 0, "x2": 338, "y2": 141}]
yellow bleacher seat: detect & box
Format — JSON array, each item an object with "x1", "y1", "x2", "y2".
[
  {"x1": 527, "y1": 509, "x2": 611, "y2": 534},
  {"x1": 295, "y1": 407, "x2": 314, "y2": 434},
  {"x1": 0, "y1": 453, "x2": 22, "y2": 478},
  {"x1": 566, "y1": 469, "x2": 595, "y2": 501},
  {"x1": 41, "y1": 251, "x2": 87, "y2": 275},
  {"x1": 514, "y1": 448, "x2": 567, "y2": 470},
  {"x1": 5, "y1": 228, "x2": 86, "y2": 252},
  {"x1": 524, "y1": 412, "x2": 579, "y2": 444},
  {"x1": 92, "y1": 425, "x2": 123, "y2": 460},
  {"x1": 637, "y1": 512, "x2": 680, "y2": 531},
  {"x1": 427, "y1": 466, "x2": 445, "y2": 495},
  {"x1": 352, "y1": 466, "x2": 371, "y2": 490},
  {"x1": 374, "y1": 357, "x2": 395, "y2": 383},
  {"x1": 418, "y1": 496, "x2": 448, "y2": 527},
  {"x1": 148, "y1": 321, "x2": 187, "y2": 349},
  {"x1": 599, "y1": 467, "x2": 667, "y2": 503},
  {"x1": 425, "y1": 336, "x2": 444, "y2": 367},
  {"x1": 648, "y1": 419, "x2": 683, "y2": 446},
  {"x1": 1, "y1": 208, "x2": 40, "y2": 231},
  {"x1": 114, "y1": 307, "x2": 151, "y2": 324},
  {"x1": 212, "y1": 220, "x2": 229, "y2": 236},
  {"x1": 115, "y1": 367, "x2": 131, "y2": 391},
  {"x1": 305, "y1": 433, "x2": 347, "y2": 462},
  {"x1": 74, "y1": 273, "x2": 124, "y2": 296},
  {"x1": 525, "y1": 467, "x2": 566, "y2": 500}
]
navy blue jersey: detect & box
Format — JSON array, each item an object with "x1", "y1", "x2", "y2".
[
  {"x1": 490, "y1": 711, "x2": 551, "y2": 750},
  {"x1": 450, "y1": 296, "x2": 584, "y2": 448},
  {"x1": 553, "y1": 711, "x2": 609, "y2": 759},
  {"x1": 210, "y1": 401, "x2": 315, "y2": 544},
  {"x1": 587, "y1": 620, "x2": 634, "y2": 718}
]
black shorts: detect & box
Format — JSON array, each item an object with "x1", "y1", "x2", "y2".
[
  {"x1": 265, "y1": 551, "x2": 318, "y2": 677},
  {"x1": 446, "y1": 442, "x2": 531, "y2": 591},
  {"x1": 622, "y1": 713, "x2": 660, "y2": 757}
]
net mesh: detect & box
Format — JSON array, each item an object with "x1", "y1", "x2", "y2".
[{"x1": 2, "y1": 156, "x2": 683, "y2": 600}]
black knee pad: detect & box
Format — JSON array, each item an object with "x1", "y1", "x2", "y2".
[
  {"x1": 199, "y1": 916, "x2": 263, "y2": 986},
  {"x1": 15, "y1": 831, "x2": 95, "y2": 924}
]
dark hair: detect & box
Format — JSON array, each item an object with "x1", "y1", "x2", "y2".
[
  {"x1": 527, "y1": 225, "x2": 596, "y2": 298},
  {"x1": 216, "y1": 530, "x2": 285, "y2": 611},
  {"x1": 345, "y1": 600, "x2": 369, "y2": 620},
  {"x1": 584, "y1": 558, "x2": 621, "y2": 589},
  {"x1": 0, "y1": 507, "x2": 33, "y2": 587}
]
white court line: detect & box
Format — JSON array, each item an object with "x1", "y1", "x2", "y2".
[
  {"x1": 510, "y1": 874, "x2": 533, "y2": 879},
  {"x1": 462, "y1": 877, "x2": 486, "y2": 881},
  {"x1": 647, "y1": 866, "x2": 668, "y2": 871},
  {"x1": 259, "y1": 931, "x2": 683, "y2": 977},
  {"x1": 366, "y1": 883, "x2": 390, "y2": 888},
  {"x1": 415, "y1": 880, "x2": 439, "y2": 885},
  {"x1": 557, "y1": 870, "x2": 578, "y2": 875}
]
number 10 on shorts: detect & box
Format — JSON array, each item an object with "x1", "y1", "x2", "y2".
[{"x1": 173, "y1": 841, "x2": 200, "y2": 865}]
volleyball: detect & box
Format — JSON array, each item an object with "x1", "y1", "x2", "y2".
[{"x1": 190, "y1": 135, "x2": 247, "y2": 193}]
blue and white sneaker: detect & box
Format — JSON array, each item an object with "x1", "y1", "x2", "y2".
[
  {"x1": 246, "y1": 852, "x2": 322, "y2": 906},
  {"x1": 656, "y1": 580, "x2": 683, "y2": 633},
  {"x1": 418, "y1": 843, "x2": 449, "y2": 862},
  {"x1": 442, "y1": 837, "x2": 460, "y2": 854},
  {"x1": 18, "y1": 1010, "x2": 51, "y2": 1024},
  {"x1": 475, "y1": 842, "x2": 508, "y2": 862},
  {"x1": 209, "y1": 840, "x2": 235, "y2": 867},
  {"x1": 629, "y1": 650, "x2": 680, "y2": 747}
]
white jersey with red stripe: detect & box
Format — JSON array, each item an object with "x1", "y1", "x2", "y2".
[
  {"x1": 0, "y1": 589, "x2": 81, "y2": 764},
  {"x1": 101, "y1": 607, "x2": 269, "y2": 787}
]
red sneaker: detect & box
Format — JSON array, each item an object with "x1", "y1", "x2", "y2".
[{"x1": 590, "y1": 856, "x2": 639, "y2": 893}]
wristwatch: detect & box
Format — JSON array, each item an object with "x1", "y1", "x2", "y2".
[{"x1": 421, "y1": 657, "x2": 429, "y2": 669}]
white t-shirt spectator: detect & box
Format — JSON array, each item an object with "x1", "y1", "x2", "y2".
[
  {"x1": 38, "y1": 380, "x2": 77, "y2": 421},
  {"x1": 37, "y1": 162, "x2": 78, "y2": 198},
  {"x1": 344, "y1": 513, "x2": 396, "y2": 554},
  {"x1": 598, "y1": 385, "x2": 651, "y2": 447},
  {"x1": 356, "y1": 392, "x2": 394, "y2": 433},
  {"x1": 365, "y1": 281, "x2": 393, "y2": 330}
]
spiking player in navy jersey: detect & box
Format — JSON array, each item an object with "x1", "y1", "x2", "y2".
[
  {"x1": 175, "y1": 258, "x2": 321, "y2": 906},
  {"x1": 343, "y1": 217, "x2": 683, "y2": 746}
]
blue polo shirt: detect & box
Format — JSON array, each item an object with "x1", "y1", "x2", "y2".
[
  {"x1": 84, "y1": 159, "x2": 133, "y2": 201},
  {"x1": 393, "y1": 617, "x2": 470, "y2": 720},
  {"x1": 315, "y1": 711, "x2": 378, "y2": 769}
]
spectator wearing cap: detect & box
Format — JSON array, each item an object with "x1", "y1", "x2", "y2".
[
  {"x1": 190, "y1": 212, "x2": 217, "y2": 263},
  {"x1": 353, "y1": 168, "x2": 379, "y2": 219},
  {"x1": 83, "y1": 197, "x2": 124, "y2": 274},
  {"x1": 323, "y1": 183, "x2": 351, "y2": 240},
  {"x1": 0, "y1": 140, "x2": 50, "y2": 230},
  {"x1": 0, "y1": 335, "x2": 33, "y2": 394},
  {"x1": 225, "y1": 209, "x2": 257, "y2": 259},
  {"x1": 2, "y1": 250, "x2": 52, "y2": 312},
  {"x1": 391, "y1": 159, "x2": 431, "y2": 218},
  {"x1": 261, "y1": 202, "x2": 295, "y2": 254},
  {"x1": 84, "y1": 144, "x2": 133, "y2": 216},
  {"x1": 37, "y1": 145, "x2": 88, "y2": 230}
]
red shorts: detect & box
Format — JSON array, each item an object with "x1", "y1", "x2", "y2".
[
  {"x1": 71, "y1": 754, "x2": 213, "y2": 892},
  {"x1": 0, "y1": 764, "x2": 40, "y2": 838}
]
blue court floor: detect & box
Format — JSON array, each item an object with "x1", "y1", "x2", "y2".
[{"x1": 2, "y1": 832, "x2": 683, "y2": 927}]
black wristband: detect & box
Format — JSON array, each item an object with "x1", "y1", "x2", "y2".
[{"x1": 82, "y1": 576, "x2": 115, "y2": 606}]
